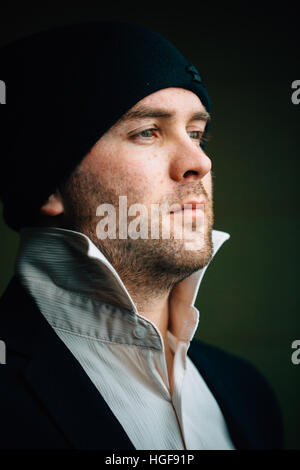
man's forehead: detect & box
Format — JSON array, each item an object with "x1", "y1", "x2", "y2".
[{"x1": 115, "y1": 89, "x2": 210, "y2": 128}]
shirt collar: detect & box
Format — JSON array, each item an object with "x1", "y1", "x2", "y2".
[{"x1": 15, "y1": 227, "x2": 230, "y2": 348}]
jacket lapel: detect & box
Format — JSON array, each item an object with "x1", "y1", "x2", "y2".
[
  {"x1": 187, "y1": 340, "x2": 257, "y2": 449},
  {"x1": 0, "y1": 276, "x2": 135, "y2": 450}
]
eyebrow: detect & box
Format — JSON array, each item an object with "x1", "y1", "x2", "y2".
[{"x1": 117, "y1": 105, "x2": 211, "y2": 125}]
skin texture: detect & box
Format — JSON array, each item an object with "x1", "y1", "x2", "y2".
[{"x1": 39, "y1": 87, "x2": 214, "y2": 394}]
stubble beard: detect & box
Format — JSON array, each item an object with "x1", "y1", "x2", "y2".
[{"x1": 61, "y1": 167, "x2": 214, "y2": 294}]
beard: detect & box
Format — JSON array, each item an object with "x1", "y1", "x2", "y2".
[{"x1": 60, "y1": 164, "x2": 214, "y2": 293}]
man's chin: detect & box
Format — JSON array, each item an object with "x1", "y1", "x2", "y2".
[
  {"x1": 169, "y1": 244, "x2": 213, "y2": 273},
  {"x1": 143, "y1": 236, "x2": 214, "y2": 279}
]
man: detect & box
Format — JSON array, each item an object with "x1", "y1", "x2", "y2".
[{"x1": 0, "y1": 20, "x2": 284, "y2": 450}]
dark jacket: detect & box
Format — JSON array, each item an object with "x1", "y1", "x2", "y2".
[{"x1": 0, "y1": 276, "x2": 284, "y2": 450}]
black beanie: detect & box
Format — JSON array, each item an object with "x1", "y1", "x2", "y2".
[{"x1": 0, "y1": 19, "x2": 211, "y2": 232}]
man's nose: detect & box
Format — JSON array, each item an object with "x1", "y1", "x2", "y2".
[{"x1": 168, "y1": 137, "x2": 212, "y2": 182}]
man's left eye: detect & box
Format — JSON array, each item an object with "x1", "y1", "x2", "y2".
[{"x1": 188, "y1": 131, "x2": 202, "y2": 140}]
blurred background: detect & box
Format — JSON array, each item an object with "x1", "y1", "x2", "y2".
[{"x1": 0, "y1": 1, "x2": 299, "y2": 449}]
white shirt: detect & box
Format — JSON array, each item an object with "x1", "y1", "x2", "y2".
[{"x1": 14, "y1": 226, "x2": 235, "y2": 450}]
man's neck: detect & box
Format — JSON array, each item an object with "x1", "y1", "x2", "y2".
[
  {"x1": 126, "y1": 286, "x2": 171, "y2": 343},
  {"x1": 129, "y1": 288, "x2": 175, "y2": 395}
]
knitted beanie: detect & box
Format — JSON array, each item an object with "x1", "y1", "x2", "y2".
[{"x1": 0, "y1": 19, "x2": 211, "y2": 231}]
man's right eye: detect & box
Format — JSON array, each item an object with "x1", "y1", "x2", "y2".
[{"x1": 139, "y1": 129, "x2": 155, "y2": 137}]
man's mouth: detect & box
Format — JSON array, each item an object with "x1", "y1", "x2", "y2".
[{"x1": 169, "y1": 200, "x2": 205, "y2": 216}]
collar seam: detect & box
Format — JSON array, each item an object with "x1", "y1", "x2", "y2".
[{"x1": 50, "y1": 324, "x2": 163, "y2": 351}]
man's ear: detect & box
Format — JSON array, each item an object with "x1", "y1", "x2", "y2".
[{"x1": 40, "y1": 189, "x2": 64, "y2": 217}]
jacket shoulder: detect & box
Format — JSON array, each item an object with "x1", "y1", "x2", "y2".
[
  {"x1": 188, "y1": 338, "x2": 285, "y2": 449},
  {"x1": 190, "y1": 338, "x2": 273, "y2": 388}
]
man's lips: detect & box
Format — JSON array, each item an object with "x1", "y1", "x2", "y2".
[{"x1": 169, "y1": 200, "x2": 205, "y2": 214}]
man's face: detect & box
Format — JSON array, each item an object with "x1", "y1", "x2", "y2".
[{"x1": 60, "y1": 87, "x2": 214, "y2": 287}]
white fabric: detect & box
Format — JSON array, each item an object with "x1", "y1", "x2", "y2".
[{"x1": 15, "y1": 226, "x2": 235, "y2": 450}]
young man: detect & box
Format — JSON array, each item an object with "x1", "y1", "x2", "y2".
[{"x1": 0, "y1": 20, "x2": 284, "y2": 450}]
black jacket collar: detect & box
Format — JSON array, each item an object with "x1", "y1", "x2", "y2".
[{"x1": 0, "y1": 276, "x2": 283, "y2": 450}]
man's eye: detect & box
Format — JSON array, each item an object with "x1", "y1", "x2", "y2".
[
  {"x1": 188, "y1": 131, "x2": 202, "y2": 141},
  {"x1": 131, "y1": 128, "x2": 206, "y2": 143},
  {"x1": 189, "y1": 130, "x2": 208, "y2": 147},
  {"x1": 133, "y1": 128, "x2": 157, "y2": 138}
]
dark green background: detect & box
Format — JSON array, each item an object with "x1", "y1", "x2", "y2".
[{"x1": 0, "y1": 2, "x2": 299, "y2": 450}]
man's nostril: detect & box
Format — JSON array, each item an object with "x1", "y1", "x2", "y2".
[{"x1": 184, "y1": 170, "x2": 198, "y2": 177}]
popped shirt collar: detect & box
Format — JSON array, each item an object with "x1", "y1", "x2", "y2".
[{"x1": 15, "y1": 227, "x2": 230, "y2": 348}]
